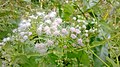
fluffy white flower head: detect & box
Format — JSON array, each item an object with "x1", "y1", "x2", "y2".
[
  {"x1": 37, "y1": 25, "x2": 43, "y2": 35},
  {"x1": 45, "y1": 29, "x2": 51, "y2": 35},
  {"x1": 44, "y1": 26, "x2": 50, "y2": 31},
  {"x1": 51, "y1": 26, "x2": 58, "y2": 31},
  {"x1": 54, "y1": 18, "x2": 62, "y2": 24},
  {"x1": 53, "y1": 30, "x2": 60, "y2": 36},
  {"x1": 77, "y1": 38, "x2": 83, "y2": 46},
  {"x1": 35, "y1": 43, "x2": 46, "y2": 49},
  {"x1": 71, "y1": 34, "x2": 77, "y2": 39},
  {"x1": 20, "y1": 32, "x2": 25, "y2": 36},
  {"x1": 48, "y1": 11, "x2": 56, "y2": 18},
  {"x1": 45, "y1": 19, "x2": 52, "y2": 24},
  {"x1": 70, "y1": 27, "x2": 76, "y2": 32},
  {"x1": 46, "y1": 40, "x2": 54, "y2": 46},
  {"x1": 35, "y1": 43, "x2": 47, "y2": 54},
  {"x1": 75, "y1": 29, "x2": 81, "y2": 34},
  {"x1": 28, "y1": 32, "x2": 32, "y2": 36},
  {"x1": 61, "y1": 28, "x2": 68, "y2": 35},
  {"x1": 23, "y1": 35, "x2": 28, "y2": 41}
]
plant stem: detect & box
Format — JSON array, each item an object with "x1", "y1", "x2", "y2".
[{"x1": 88, "y1": 46, "x2": 110, "y2": 67}]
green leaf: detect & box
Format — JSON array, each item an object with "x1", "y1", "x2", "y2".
[
  {"x1": 67, "y1": 50, "x2": 90, "y2": 66},
  {"x1": 27, "y1": 56, "x2": 39, "y2": 67},
  {"x1": 15, "y1": 55, "x2": 29, "y2": 64},
  {"x1": 67, "y1": 51, "x2": 77, "y2": 58},
  {"x1": 62, "y1": 3, "x2": 74, "y2": 21},
  {"x1": 106, "y1": 57, "x2": 117, "y2": 67},
  {"x1": 14, "y1": 54, "x2": 39, "y2": 67},
  {"x1": 77, "y1": 51, "x2": 90, "y2": 66},
  {"x1": 47, "y1": 53, "x2": 58, "y2": 65},
  {"x1": 93, "y1": 44, "x2": 108, "y2": 67},
  {"x1": 99, "y1": 21, "x2": 113, "y2": 33}
]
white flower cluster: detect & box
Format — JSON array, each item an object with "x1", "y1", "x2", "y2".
[
  {"x1": 35, "y1": 40, "x2": 54, "y2": 54},
  {"x1": 23, "y1": 11, "x2": 87, "y2": 51},
  {"x1": 36, "y1": 11, "x2": 62, "y2": 36},
  {"x1": 35, "y1": 43, "x2": 47, "y2": 54},
  {"x1": 12, "y1": 19, "x2": 32, "y2": 42},
  {"x1": 0, "y1": 10, "x2": 100, "y2": 55}
]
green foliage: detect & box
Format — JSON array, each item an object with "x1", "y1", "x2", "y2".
[
  {"x1": 0, "y1": 0, "x2": 120, "y2": 67},
  {"x1": 93, "y1": 44, "x2": 108, "y2": 67}
]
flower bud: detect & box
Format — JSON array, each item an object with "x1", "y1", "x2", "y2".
[
  {"x1": 71, "y1": 34, "x2": 77, "y2": 39},
  {"x1": 70, "y1": 27, "x2": 76, "y2": 32}
]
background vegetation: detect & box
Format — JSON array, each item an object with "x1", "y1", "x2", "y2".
[{"x1": 0, "y1": 0, "x2": 120, "y2": 67}]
